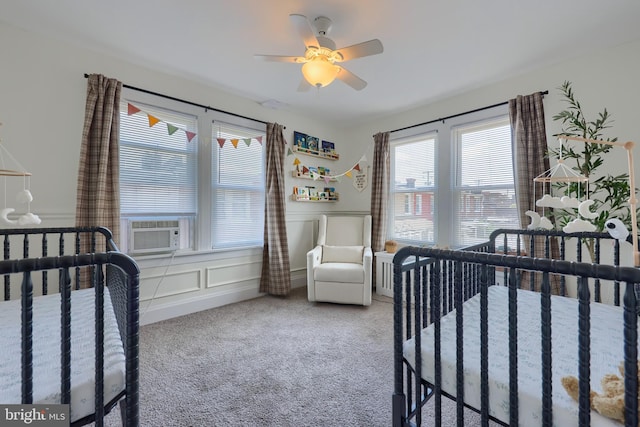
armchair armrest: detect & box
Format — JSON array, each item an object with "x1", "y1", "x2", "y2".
[
  {"x1": 307, "y1": 245, "x2": 323, "y2": 302},
  {"x1": 307, "y1": 245, "x2": 323, "y2": 268},
  {"x1": 363, "y1": 247, "x2": 373, "y2": 306},
  {"x1": 363, "y1": 246, "x2": 373, "y2": 265}
]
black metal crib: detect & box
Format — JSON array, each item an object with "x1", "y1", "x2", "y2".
[
  {"x1": 0, "y1": 227, "x2": 139, "y2": 427},
  {"x1": 392, "y1": 229, "x2": 640, "y2": 427}
]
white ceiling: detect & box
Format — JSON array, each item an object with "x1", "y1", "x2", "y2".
[{"x1": 3, "y1": 1, "x2": 640, "y2": 126}]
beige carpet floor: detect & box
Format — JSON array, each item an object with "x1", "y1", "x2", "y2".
[{"x1": 98, "y1": 286, "x2": 487, "y2": 426}]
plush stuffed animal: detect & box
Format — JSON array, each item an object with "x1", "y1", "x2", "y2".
[{"x1": 561, "y1": 361, "x2": 640, "y2": 423}]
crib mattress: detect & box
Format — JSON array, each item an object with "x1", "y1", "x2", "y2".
[
  {"x1": 0, "y1": 287, "x2": 126, "y2": 423},
  {"x1": 404, "y1": 286, "x2": 639, "y2": 427}
]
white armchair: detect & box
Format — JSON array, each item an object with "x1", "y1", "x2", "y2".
[{"x1": 307, "y1": 215, "x2": 372, "y2": 306}]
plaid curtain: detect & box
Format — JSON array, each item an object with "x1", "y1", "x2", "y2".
[
  {"x1": 371, "y1": 132, "x2": 390, "y2": 254},
  {"x1": 259, "y1": 123, "x2": 291, "y2": 296},
  {"x1": 509, "y1": 92, "x2": 549, "y2": 231},
  {"x1": 509, "y1": 92, "x2": 561, "y2": 293},
  {"x1": 75, "y1": 74, "x2": 122, "y2": 248}
]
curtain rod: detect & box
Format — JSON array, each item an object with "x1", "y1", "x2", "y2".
[
  {"x1": 83, "y1": 73, "x2": 283, "y2": 128},
  {"x1": 388, "y1": 90, "x2": 548, "y2": 134}
]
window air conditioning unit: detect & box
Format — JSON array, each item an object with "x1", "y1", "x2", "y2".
[{"x1": 128, "y1": 219, "x2": 180, "y2": 254}]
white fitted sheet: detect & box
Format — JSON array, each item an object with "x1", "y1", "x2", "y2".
[
  {"x1": 404, "y1": 286, "x2": 639, "y2": 427},
  {"x1": 0, "y1": 287, "x2": 126, "y2": 423}
]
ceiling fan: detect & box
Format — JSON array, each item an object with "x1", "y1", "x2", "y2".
[{"x1": 255, "y1": 14, "x2": 384, "y2": 91}]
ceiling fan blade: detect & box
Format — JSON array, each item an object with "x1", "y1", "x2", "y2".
[
  {"x1": 335, "y1": 39, "x2": 383, "y2": 62},
  {"x1": 335, "y1": 67, "x2": 367, "y2": 91},
  {"x1": 289, "y1": 14, "x2": 319, "y2": 49},
  {"x1": 254, "y1": 54, "x2": 305, "y2": 63}
]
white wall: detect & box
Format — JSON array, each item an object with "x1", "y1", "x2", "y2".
[
  {"x1": 2, "y1": 20, "x2": 639, "y2": 322},
  {"x1": 349, "y1": 38, "x2": 640, "y2": 183},
  {"x1": 0, "y1": 21, "x2": 369, "y2": 324},
  {"x1": 347, "y1": 38, "x2": 640, "y2": 267}
]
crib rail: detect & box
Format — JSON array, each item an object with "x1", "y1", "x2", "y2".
[
  {"x1": 0, "y1": 227, "x2": 139, "y2": 427},
  {"x1": 489, "y1": 228, "x2": 622, "y2": 302},
  {"x1": 392, "y1": 245, "x2": 640, "y2": 427},
  {"x1": 1, "y1": 226, "x2": 118, "y2": 301}
]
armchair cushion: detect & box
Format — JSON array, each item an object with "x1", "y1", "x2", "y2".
[
  {"x1": 314, "y1": 262, "x2": 365, "y2": 284},
  {"x1": 322, "y1": 245, "x2": 364, "y2": 264}
]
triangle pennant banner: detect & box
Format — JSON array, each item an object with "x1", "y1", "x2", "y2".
[
  {"x1": 127, "y1": 103, "x2": 141, "y2": 116},
  {"x1": 345, "y1": 170, "x2": 353, "y2": 178},
  {"x1": 293, "y1": 157, "x2": 301, "y2": 166},
  {"x1": 302, "y1": 166, "x2": 309, "y2": 174},
  {"x1": 324, "y1": 177, "x2": 331, "y2": 184},
  {"x1": 147, "y1": 114, "x2": 161, "y2": 127},
  {"x1": 287, "y1": 147, "x2": 293, "y2": 156},
  {"x1": 126, "y1": 101, "x2": 198, "y2": 142},
  {"x1": 167, "y1": 123, "x2": 179, "y2": 135},
  {"x1": 353, "y1": 164, "x2": 361, "y2": 172},
  {"x1": 126, "y1": 101, "x2": 269, "y2": 145}
]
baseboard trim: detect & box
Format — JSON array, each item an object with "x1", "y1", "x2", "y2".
[
  {"x1": 140, "y1": 285, "x2": 261, "y2": 325},
  {"x1": 140, "y1": 274, "x2": 307, "y2": 325}
]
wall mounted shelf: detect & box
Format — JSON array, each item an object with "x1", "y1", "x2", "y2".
[
  {"x1": 292, "y1": 145, "x2": 339, "y2": 160},
  {"x1": 291, "y1": 171, "x2": 337, "y2": 182},
  {"x1": 291, "y1": 194, "x2": 339, "y2": 202}
]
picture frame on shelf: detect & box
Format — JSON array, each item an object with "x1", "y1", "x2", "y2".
[
  {"x1": 294, "y1": 131, "x2": 307, "y2": 149},
  {"x1": 291, "y1": 132, "x2": 339, "y2": 160},
  {"x1": 322, "y1": 140, "x2": 335, "y2": 154},
  {"x1": 307, "y1": 135, "x2": 319, "y2": 152}
]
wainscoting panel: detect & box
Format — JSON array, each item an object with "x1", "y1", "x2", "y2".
[
  {"x1": 139, "y1": 268, "x2": 202, "y2": 301},
  {"x1": 286, "y1": 217, "x2": 316, "y2": 271},
  {"x1": 206, "y1": 258, "x2": 262, "y2": 288}
]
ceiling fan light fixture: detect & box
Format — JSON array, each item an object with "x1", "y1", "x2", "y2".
[{"x1": 301, "y1": 56, "x2": 339, "y2": 88}]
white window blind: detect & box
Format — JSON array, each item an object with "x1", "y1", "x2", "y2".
[
  {"x1": 390, "y1": 134, "x2": 436, "y2": 243},
  {"x1": 119, "y1": 101, "x2": 197, "y2": 217},
  {"x1": 454, "y1": 118, "x2": 518, "y2": 246},
  {"x1": 212, "y1": 121, "x2": 265, "y2": 248}
]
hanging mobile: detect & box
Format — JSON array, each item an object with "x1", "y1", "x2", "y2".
[
  {"x1": 527, "y1": 137, "x2": 591, "y2": 231},
  {"x1": 0, "y1": 122, "x2": 41, "y2": 226}
]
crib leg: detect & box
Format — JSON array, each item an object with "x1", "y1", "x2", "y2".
[
  {"x1": 392, "y1": 393, "x2": 406, "y2": 427},
  {"x1": 119, "y1": 399, "x2": 127, "y2": 427}
]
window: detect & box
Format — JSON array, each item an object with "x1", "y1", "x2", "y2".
[
  {"x1": 119, "y1": 90, "x2": 266, "y2": 254},
  {"x1": 119, "y1": 101, "x2": 197, "y2": 252},
  {"x1": 454, "y1": 118, "x2": 517, "y2": 246},
  {"x1": 212, "y1": 121, "x2": 265, "y2": 248},
  {"x1": 390, "y1": 134, "x2": 436, "y2": 243},
  {"x1": 388, "y1": 105, "x2": 515, "y2": 248}
]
